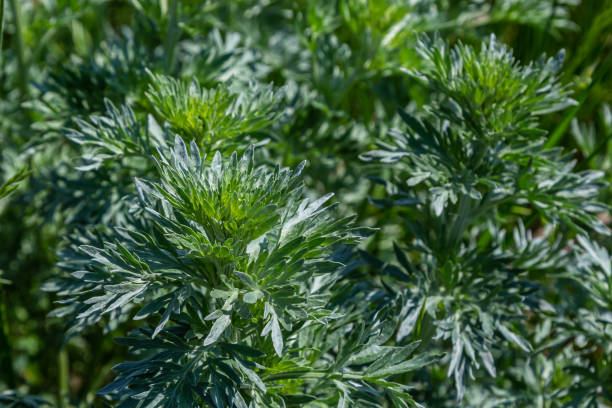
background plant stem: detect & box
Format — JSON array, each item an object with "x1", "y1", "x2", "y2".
[
  {"x1": 7, "y1": 0, "x2": 27, "y2": 96},
  {"x1": 58, "y1": 349, "x2": 69, "y2": 408},
  {"x1": 0, "y1": 287, "x2": 16, "y2": 388},
  {"x1": 162, "y1": 0, "x2": 179, "y2": 74},
  {"x1": 1, "y1": 0, "x2": 5, "y2": 64}
]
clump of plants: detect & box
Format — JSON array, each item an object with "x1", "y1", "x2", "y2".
[
  {"x1": 363, "y1": 34, "x2": 610, "y2": 405},
  {"x1": 1, "y1": 1, "x2": 611, "y2": 407}
]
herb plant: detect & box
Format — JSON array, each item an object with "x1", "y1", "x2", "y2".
[
  {"x1": 1, "y1": 1, "x2": 611, "y2": 407},
  {"x1": 363, "y1": 34, "x2": 609, "y2": 404}
]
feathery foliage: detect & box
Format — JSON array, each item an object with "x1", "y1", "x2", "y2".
[
  {"x1": 1, "y1": 1, "x2": 611, "y2": 407},
  {"x1": 47, "y1": 138, "x2": 431, "y2": 407},
  {"x1": 362, "y1": 34, "x2": 609, "y2": 402}
]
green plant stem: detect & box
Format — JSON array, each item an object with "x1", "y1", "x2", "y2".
[
  {"x1": 7, "y1": 0, "x2": 26, "y2": 96},
  {"x1": 162, "y1": 0, "x2": 179, "y2": 74},
  {"x1": 58, "y1": 349, "x2": 69, "y2": 408},
  {"x1": 577, "y1": 131, "x2": 612, "y2": 171},
  {"x1": 531, "y1": 0, "x2": 557, "y2": 60},
  {"x1": 1, "y1": 0, "x2": 5, "y2": 63},
  {"x1": 0, "y1": 287, "x2": 16, "y2": 389},
  {"x1": 566, "y1": 1, "x2": 612, "y2": 75}
]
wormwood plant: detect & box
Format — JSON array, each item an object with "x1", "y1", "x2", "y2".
[
  {"x1": 2, "y1": 1, "x2": 612, "y2": 407},
  {"x1": 47, "y1": 135, "x2": 433, "y2": 407},
  {"x1": 363, "y1": 35, "x2": 610, "y2": 403},
  {"x1": 146, "y1": 72, "x2": 282, "y2": 151},
  {"x1": 31, "y1": 69, "x2": 280, "y2": 232}
]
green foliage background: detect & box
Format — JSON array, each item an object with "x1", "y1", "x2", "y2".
[{"x1": 1, "y1": 0, "x2": 611, "y2": 407}]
